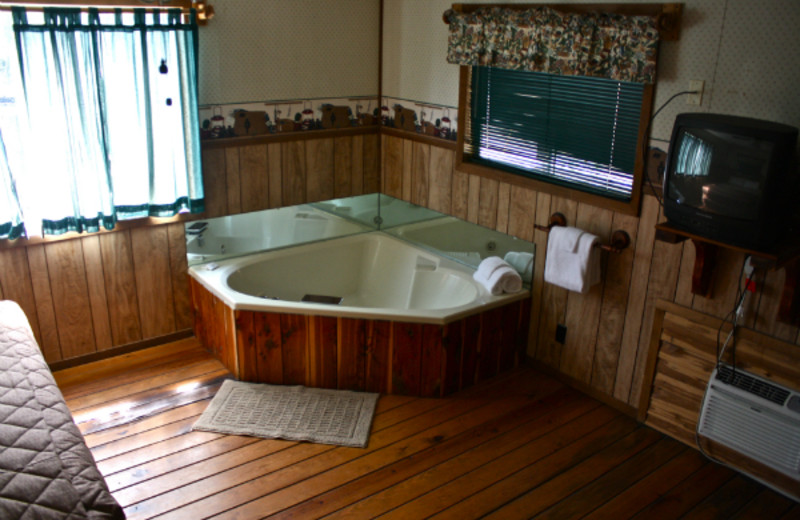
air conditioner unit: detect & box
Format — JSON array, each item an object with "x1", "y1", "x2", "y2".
[{"x1": 698, "y1": 364, "x2": 800, "y2": 486}]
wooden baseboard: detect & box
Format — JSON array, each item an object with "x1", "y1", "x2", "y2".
[
  {"x1": 526, "y1": 357, "x2": 638, "y2": 418},
  {"x1": 47, "y1": 329, "x2": 194, "y2": 372}
]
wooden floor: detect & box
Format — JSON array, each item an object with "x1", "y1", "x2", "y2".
[{"x1": 53, "y1": 338, "x2": 799, "y2": 520}]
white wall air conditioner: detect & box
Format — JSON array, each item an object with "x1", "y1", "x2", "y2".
[{"x1": 697, "y1": 364, "x2": 800, "y2": 490}]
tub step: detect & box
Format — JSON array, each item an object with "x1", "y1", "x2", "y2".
[{"x1": 301, "y1": 294, "x2": 343, "y2": 305}]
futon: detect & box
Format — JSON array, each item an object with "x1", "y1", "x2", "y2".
[{"x1": 0, "y1": 300, "x2": 125, "y2": 519}]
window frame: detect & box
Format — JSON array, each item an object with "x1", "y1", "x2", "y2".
[{"x1": 454, "y1": 65, "x2": 655, "y2": 216}]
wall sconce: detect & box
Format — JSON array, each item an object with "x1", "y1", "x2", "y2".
[{"x1": 192, "y1": 0, "x2": 214, "y2": 25}]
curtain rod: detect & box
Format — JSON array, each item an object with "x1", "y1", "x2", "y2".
[{"x1": 0, "y1": 0, "x2": 213, "y2": 23}]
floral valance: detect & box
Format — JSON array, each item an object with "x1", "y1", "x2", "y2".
[{"x1": 444, "y1": 6, "x2": 660, "y2": 84}]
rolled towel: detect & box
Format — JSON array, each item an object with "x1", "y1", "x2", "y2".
[
  {"x1": 473, "y1": 256, "x2": 523, "y2": 295},
  {"x1": 503, "y1": 251, "x2": 534, "y2": 283}
]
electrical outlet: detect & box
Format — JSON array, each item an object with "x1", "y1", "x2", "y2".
[
  {"x1": 555, "y1": 324, "x2": 567, "y2": 344},
  {"x1": 687, "y1": 80, "x2": 705, "y2": 106}
]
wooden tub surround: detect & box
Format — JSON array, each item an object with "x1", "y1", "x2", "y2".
[{"x1": 189, "y1": 277, "x2": 531, "y2": 397}]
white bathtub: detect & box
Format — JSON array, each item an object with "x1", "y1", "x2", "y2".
[
  {"x1": 189, "y1": 231, "x2": 529, "y2": 324},
  {"x1": 186, "y1": 204, "x2": 372, "y2": 264}
]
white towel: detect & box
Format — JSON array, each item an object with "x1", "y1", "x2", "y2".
[
  {"x1": 503, "y1": 251, "x2": 534, "y2": 283},
  {"x1": 473, "y1": 256, "x2": 523, "y2": 295},
  {"x1": 544, "y1": 226, "x2": 601, "y2": 294}
]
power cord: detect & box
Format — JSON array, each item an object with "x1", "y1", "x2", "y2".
[{"x1": 697, "y1": 257, "x2": 760, "y2": 466}]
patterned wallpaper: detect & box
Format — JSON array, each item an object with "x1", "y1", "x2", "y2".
[
  {"x1": 382, "y1": 0, "x2": 800, "y2": 146},
  {"x1": 198, "y1": 0, "x2": 380, "y2": 105}
]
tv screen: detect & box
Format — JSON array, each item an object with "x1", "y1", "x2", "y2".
[
  {"x1": 667, "y1": 127, "x2": 775, "y2": 221},
  {"x1": 664, "y1": 113, "x2": 798, "y2": 249}
]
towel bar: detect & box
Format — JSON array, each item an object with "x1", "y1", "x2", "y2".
[{"x1": 535, "y1": 212, "x2": 630, "y2": 253}]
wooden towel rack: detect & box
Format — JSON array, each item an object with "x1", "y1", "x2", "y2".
[{"x1": 535, "y1": 212, "x2": 631, "y2": 253}]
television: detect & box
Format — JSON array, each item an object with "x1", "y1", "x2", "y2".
[{"x1": 663, "y1": 113, "x2": 798, "y2": 250}]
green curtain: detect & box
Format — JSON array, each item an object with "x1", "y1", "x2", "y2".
[
  {"x1": 0, "y1": 129, "x2": 24, "y2": 240},
  {"x1": 11, "y1": 6, "x2": 203, "y2": 236}
]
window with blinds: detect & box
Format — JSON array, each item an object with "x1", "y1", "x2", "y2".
[{"x1": 465, "y1": 66, "x2": 646, "y2": 203}]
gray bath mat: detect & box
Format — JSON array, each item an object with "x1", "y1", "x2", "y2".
[{"x1": 192, "y1": 380, "x2": 379, "y2": 448}]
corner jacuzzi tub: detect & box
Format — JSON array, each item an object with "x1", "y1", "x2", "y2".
[
  {"x1": 190, "y1": 231, "x2": 525, "y2": 324},
  {"x1": 189, "y1": 231, "x2": 532, "y2": 397}
]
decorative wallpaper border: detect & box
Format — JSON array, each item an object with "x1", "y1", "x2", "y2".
[{"x1": 198, "y1": 96, "x2": 459, "y2": 142}]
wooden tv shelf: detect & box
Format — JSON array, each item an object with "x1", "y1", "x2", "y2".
[{"x1": 655, "y1": 222, "x2": 800, "y2": 325}]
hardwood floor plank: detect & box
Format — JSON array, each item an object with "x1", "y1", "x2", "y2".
[
  {"x1": 271, "y1": 387, "x2": 584, "y2": 520},
  {"x1": 731, "y1": 489, "x2": 798, "y2": 519},
  {"x1": 125, "y1": 397, "x2": 460, "y2": 519},
  {"x1": 51, "y1": 340, "x2": 791, "y2": 520},
  {"x1": 682, "y1": 475, "x2": 770, "y2": 520},
  {"x1": 582, "y1": 447, "x2": 708, "y2": 520},
  {"x1": 112, "y1": 394, "x2": 418, "y2": 506},
  {"x1": 77, "y1": 375, "x2": 230, "y2": 436},
  {"x1": 57, "y1": 342, "x2": 214, "y2": 400},
  {"x1": 345, "y1": 406, "x2": 624, "y2": 520},
  {"x1": 480, "y1": 428, "x2": 665, "y2": 519},
  {"x1": 66, "y1": 359, "x2": 227, "y2": 412},
  {"x1": 630, "y1": 462, "x2": 737, "y2": 519},
  {"x1": 534, "y1": 438, "x2": 685, "y2": 519},
  {"x1": 54, "y1": 338, "x2": 201, "y2": 390},
  {"x1": 215, "y1": 393, "x2": 558, "y2": 518}
]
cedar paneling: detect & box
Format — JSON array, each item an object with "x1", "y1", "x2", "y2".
[
  {"x1": 239, "y1": 144, "x2": 269, "y2": 213},
  {"x1": 255, "y1": 311, "x2": 283, "y2": 384},
  {"x1": 362, "y1": 133, "x2": 380, "y2": 194},
  {"x1": 45, "y1": 239, "x2": 95, "y2": 359},
  {"x1": 476, "y1": 177, "x2": 498, "y2": 230},
  {"x1": 420, "y1": 324, "x2": 443, "y2": 397},
  {"x1": 99, "y1": 231, "x2": 142, "y2": 347},
  {"x1": 201, "y1": 148, "x2": 228, "y2": 217},
  {"x1": 282, "y1": 140, "x2": 306, "y2": 206},
  {"x1": 641, "y1": 300, "x2": 800, "y2": 499},
  {"x1": 591, "y1": 212, "x2": 639, "y2": 394},
  {"x1": 427, "y1": 145, "x2": 452, "y2": 214},
  {"x1": 26, "y1": 245, "x2": 62, "y2": 361},
  {"x1": 350, "y1": 135, "x2": 364, "y2": 196},
  {"x1": 334, "y1": 136, "x2": 353, "y2": 198},
  {"x1": 536, "y1": 196, "x2": 578, "y2": 369},
  {"x1": 166, "y1": 222, "x2": 192, "y2": 331},
  {"x1": 225, "y1": 147, "x2": 242, "y2": 213},
  {"x1": 81, "y1": 236, "x2": 113, "y2": 352},
  {"x1": 495, "y1": 182, "x2": 511, "y2": 234},
  {"x1": 387, "y1": 135, "x2": 798, "y2": 414},
  {"x1": 507, "y1": 186, "x2": 536, "y2": 242},
  {"x1": 364, "y1": 320, "x2": 391, "y2": 394},
  {"x1": 306, "y1": 138, "x2": 335, "y2": 202},
  {"x1": 131, "y1": 226, "x2": 175, "y2": 338},
  {"x1": 267, "y1": 142, "x2": 283, "y2": 209},
  {"x1": 191, "y1": 282, "x2": 527, "y2": 397},
  {"x1": 310, "y1": 316, "x2": 338, "y2": 389},
  {"x1": 392, "y1": 322, "x2": 422, "y2": 396},
  {"x1": 235, "y1": 311, "x2": 258, "y2": 382},
  {"x1": 280, "y1": 314, "x2": 308, "y2": 385},
  {"x1": 0, "y1": 247, "x2": 40, "y2": 346},
  {"x1": 401, "y1": 139, "x2": 413, "y2": 202},
  {"x1": 411, "y1": 142, "x2": 429, "y2": 207},
  {"x1": 613, "y1": 194, "x2": 660, "y2": 403},
  {"x1": 337, "y1": 317, "x2": 365, "y2": 391},
  {"x1": 383, "y1": 135, "x2": 403, "y2": 199}
]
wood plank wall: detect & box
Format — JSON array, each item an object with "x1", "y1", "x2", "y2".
[
  {"x1": 380, "y1": 133, "x2": 800, "y2": 410},
  {"x1": 639, "y1": 299, "x2": 800, "y2": 499},
  {"x1": 0, "y1": 131, "x2": 379, "y2": 365}
]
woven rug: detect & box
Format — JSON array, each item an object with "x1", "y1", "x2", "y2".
[{"x1": 192, "y1": 380, "x2": 379, "y2": 448}]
